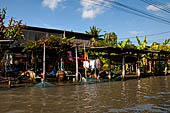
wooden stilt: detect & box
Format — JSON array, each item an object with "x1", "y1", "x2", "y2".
[
  {"x1": 84, "y1": 44, "x2": 87, "y2": 78},
  {"x1": 75, "y1": 46, "x2": 78, "y2": 82},
  {"x1": 165, "y1": 61, "x2": 168, "y2": 76},
  {"x1": 85, "y1": 68, "x2": 87, "y2": 78},
  {"x1": 136, "y1": 63, "x2": 138, "y2": 75},
  {"x1": 154, "y1": 61, "x2": 156, "y2": 73},
  {"x1": 122, "y1": 55, "x2": 125, "y2": 79},
  {"x1": 8, "y1": 80, "x2": 11, "y2": 88},
  {"x1": 129, "y1": 64, "x2": 132, "y2": 74},
  {"x1": 137, "y1": 54, "x2": 140, "y2": 77},
  {"x1": 108, "y1": 52, "x2": 111, "y2": 79},
  {"x1": 158, "y1": 53, "x2": 161, "y2": 74},
  {"x1": 43, "y1": 43, "x2": 46, "y2": 80},
  {"x1": 151, "y1": 53, "x2": 154, "y2": 74},
  {"x1": 165, "y1": 55, "x2": 168, "y2": 76},
  {"x1": 149, "y1": 61, "x2": 152, "y2": 73},
  {"x1": 132, "y1": 64, "x2": 134, "y2": 71}
]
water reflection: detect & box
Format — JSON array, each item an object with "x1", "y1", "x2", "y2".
[{"x1": 0, "y1": 76, "x2": 170, "y2": 113}]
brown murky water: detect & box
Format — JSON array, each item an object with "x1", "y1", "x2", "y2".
[{"x1": 0, "y1": 76, "x2": 170, "y2": 113}]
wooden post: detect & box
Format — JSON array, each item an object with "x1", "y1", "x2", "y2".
[
  {"x1": 122, "y1": 55, "x2": 125, "y2": 79},
  {"x1": 43, "y1": 43, "x2": 45, "y2": 80},
  {"x1": 136, "y1": 64, "x2": 138, "y2": 75},
  {"x1": 137, "y1": 54, "x2": 140, "y2": 77},
  {"x1": 151, "y1": 53, "x2": 154, "y2": 74},
  {"x1": 165, "y1": 60, "x2": 168, "y2": 76},
  {"x1": 26, "y1": 54, "x2": 28, "y2": 70},
  {"x1": 108, "y1": 52, "x2": 111, "y2": 79},
  {"x1": 95, "y1": 67, "x2": 97, "y2": 78},
  {"x1": 149, "y1": 61, "x2": 152, "y2": 73},
  {"x1": 165, "y1": 54, "x2": 168, "y2": 76},
  {"x1": 75, "y1": 46, "x2": 78, "y2": 82},
  {"x1": 158, "y1": 53, "x2": 161, "y2": 74},
  {"x1": 8, "y1": 79, "x2": 11, "y2": 88},
  {"x1": 154, "y1": 61, "x2": 156, "y2": 73},
  {"x1": 129, "y1": 64, "x2": 132, "y2": 74},
  {"x1": 84, "y1": 44, "x2": 87, "y2": 78}
]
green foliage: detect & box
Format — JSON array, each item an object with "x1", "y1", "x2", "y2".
[
  {"x1": 150, "y1": 39, "x2": 170, "y2": 51},
  {"x1": 92, "y1": 32, "x2": 118, "y2": 47},
  {"x1": 21, "y1": 34, "x2": 75, "y2": 53},
  {"x1": 0, "y1": 8, "x2": 25, "y2": 41},
  {"x1": 85, "y1": 26, "x2": 103, "y2": 46},
  {"x1": 46, "y1": 35, "x2": 75, "y2": 51},
  {"x1": 20, "y1": 40, "x2": 40, "y2": 52},
  {"x1": 85, "y1": 25, "x2": 102, "y2": 39},
  {"x1": 136, "y1": 36, "x2": 148, "y2": 49},
  {"x1": 117, "y1": 38, "x2": 130, "y2": 48},
  {"x1": 104, "y1": 32, "x2": 117, "y2": 47}
]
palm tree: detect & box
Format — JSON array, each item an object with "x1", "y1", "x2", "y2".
[
  {"x1": 104, "y1": 32, "x2": 117, "y2": 47},
  {"x1": 85, "y1": 26, "x2": 102, "y2": 39}
]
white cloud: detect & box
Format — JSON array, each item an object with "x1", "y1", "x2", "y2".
[
  {"x1": 42, "y1": 0, "x2": 65, "y2": 10},
  {"x1": 146, "y1": 3, "x2": 170, "y2": 11},
  {"x1": 147, "y1": 5, "x2": 160, "y2": 11},
  {"x1": 80, "y1": 0, "x2": 110, "y2": 19},
  {"x1": 129, "y1": 31, "x2": 144, "y2": 36}
]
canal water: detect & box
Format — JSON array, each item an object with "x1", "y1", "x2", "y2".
[{"x1": 0, "y1": 76, "x2": 170, "y2": 113}]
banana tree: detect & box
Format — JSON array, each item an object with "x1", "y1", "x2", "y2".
[
  {"x1": 136, "y1": 36, "x2": 148, "y2": 50},
  {"x1": 117, "y1": 38, "x2": 130, "y2": 48},
  {"x1": 151, "y1": 39, "x2": 169, "y2": 51},
  {"x1": 136, "y1": 36, "x2": 149, "y2": 73},
  {"x1": 150, "y1": 39, "x2": 170, "y2": 73}
]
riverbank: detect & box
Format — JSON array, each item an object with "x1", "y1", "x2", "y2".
[{"x1": 0, "y1": 73, "x2": 169, "y2": 89}]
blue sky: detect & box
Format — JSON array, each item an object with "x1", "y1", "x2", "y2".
[{"x1": 0, "y1": 0, "x2": 170, "y2": 45}]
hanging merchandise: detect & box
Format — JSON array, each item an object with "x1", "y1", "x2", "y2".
[
  {"x1": 97, "y1": 59, "x2": 100, "y2": 69},
  {"x1": 60, "y1": 54, "x2": 64, "y2": 71},
  {"x1": 83, "y1": 61, "x2": 89, "y2": 68},
  {"x1": 90, "y1": 60, "x2": 95, "y2": 69},
  {"x1": 84, "y1": 51, "x2": 88, "y2": 61},
  {"x1": 6, "y1": 54, "x2": 8, "y2": 65},
  {"x1": 89, "y1": 59, "x2": 100, "y2": 69},
  {"x1": 67, "y1": 51, "x2": 73, "y2": 61},
  {"x1": 94, "y1": 59, "x2": 98, "y2": 68},
  {"x1": 9, "y1": 54, "x2": 13, "y2": 65}
]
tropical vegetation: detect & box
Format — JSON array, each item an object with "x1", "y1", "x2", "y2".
[
  {"x1": 85, "y1": 26, "x2": 170, "y2": 76},
  {"x1": 0, "y1": 8, "x2": 25, "y2": 74}
]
